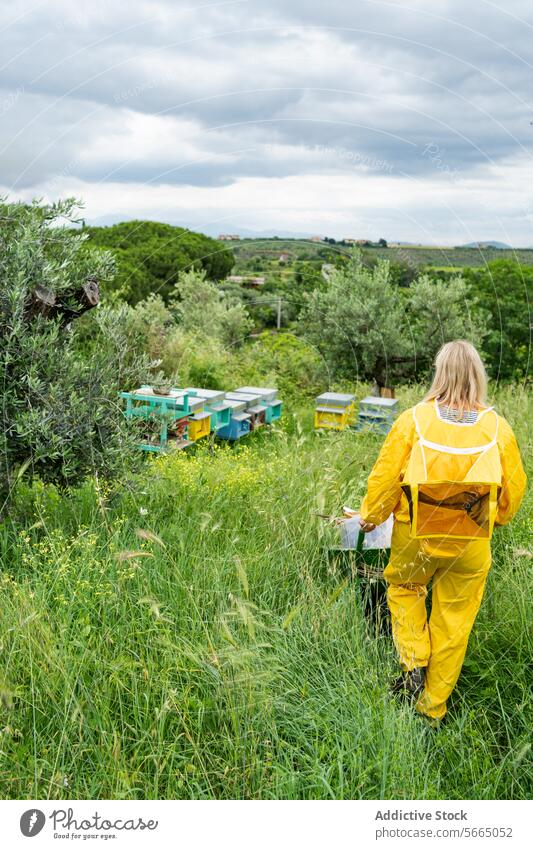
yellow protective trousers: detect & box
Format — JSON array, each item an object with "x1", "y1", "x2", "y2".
[{"x1": 384, "y1": 521, "x2": 492, "y2": 720}]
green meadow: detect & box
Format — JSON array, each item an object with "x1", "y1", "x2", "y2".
[{"x1": 0, "y1": 384, "x2": 530, "y2": 800}]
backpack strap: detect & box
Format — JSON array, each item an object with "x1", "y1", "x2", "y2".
[
  {"x1": 412, "y1": 404, "x2": 428, "y2": 479},
  {"x1": 413, "y1": 403, "x2": 499, "y2": 454}
]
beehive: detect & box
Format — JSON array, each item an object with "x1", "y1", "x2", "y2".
[
  {"x1": 235, "y1": 386, "x2": 282, "y2": 423},
  {"x1": 265, "y1": 398, "x2": 282, "y2": 423},
  {"x1": 185, "y1": 388, "x2": 232, "y2": 431},
  {"x1": 247, "y1": 404, "x2": 267, "y2": 429},
  {"x1": 314, "y1": 405, "x2": 350, "y2": 430},
  {"x1": 217, "y1": 401, "x2": 252, "y2": 440},
  {"x1": 315, "y1": 392, "x2": 355, "y2": 430},
  {"x1": 354, "y1": 396, "x2": 398, "y2": 434},
  {"x1": 235, "y1": 386, "x2": 278, "y2": 403},
  {"x1": 187, "y1": 410, "x2": 211, "y2": 441},
  {"x1": 207, "y1": 401, "x2": 232, "y2": 431},
  {"x1": 185, "y1": 388, "x2": 226, "y2": 404},
  {"x1": 225, "y1": 391, "x2": 263, "y2": 408}
]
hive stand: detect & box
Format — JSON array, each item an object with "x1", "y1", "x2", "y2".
[
  {"x1": 121, "y1": 387, "x2": 196, "y2": 452},
  {"x1": 314, "y1": 392, "x2": 356, "y2": 430},
  {"x1": 354, "y1": 396, "x2": 399, "y2": 434}
]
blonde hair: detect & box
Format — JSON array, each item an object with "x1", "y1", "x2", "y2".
[{"x1": 424, "y1": 340, "x2": 488, "y2": 414}]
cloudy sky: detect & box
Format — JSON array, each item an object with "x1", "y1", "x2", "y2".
[{"x1": 1, "y1": 0, "x2": 533, "y2": 243}]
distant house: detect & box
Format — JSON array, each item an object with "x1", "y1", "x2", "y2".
[
  {"x1": 310, "y1": 235, "x2": 323, "y2": 242},
  {"x1": 342, "y1": 238, "x2": 386, "y2": 247},
  {"x1": 218, "y1": 234, "x2": 241, "y2": 241},
  {"x1": 226, "y1": 275, "x2": 265, "y2": 288}
]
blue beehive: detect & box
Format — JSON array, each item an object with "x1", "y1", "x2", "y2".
[
  {"x1": 354, "y1": 396, "x2": 399, "y2": 434},
  {"x1": 217, "y1": 399, "x2": 252, "y2": 440}
]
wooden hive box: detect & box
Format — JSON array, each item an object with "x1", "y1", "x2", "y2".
[
  {"x1": 235, "y1": 386, "x2": 278, "y2": 403},
  {"x1": 247, "y1": 403, "x2": 267, "y2": 429},
  {"x1": 316, "y1": 392, "x2": 356, "y2": 425},
  {"x1": 354, "y1": 396, "x2": 399, "y2": 434},
  {"x1": 207, "y1": 401, "x2": 232, "y2": 431},
  {"x1": 225, "y1": 391, "x2": 263, "y2": 408},
  {"x1": 187, "y1": 410, "x2": 211, "y2": 441},
  {"x1": 217, "y1": 409, "x2": 251, "y2": 440},
  {"x1": 265, "y1": 399, "x2": 282, "y2": 423},
  {"x1": 235, "y1": 386, "x2": 282, "y2": 423},
  {"x1": 185, "y1": 388, "x2": 231, "y2": 431},
  {"x1": 185, "y1": 387, "x2": 226, "y2": 404},
  {"x1": 314, "y1": 405, "x2": 349, "y2": 431}
]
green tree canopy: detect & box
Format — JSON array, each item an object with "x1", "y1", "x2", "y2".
[
  {"x1": 0, "y1": 198, "x2": 149, "y2": 502},
  {"x1": 86, "y1": 220, "x2": 234, "y2": 304},
  {"x1": 464, "y1": 260, "x2": 532, "y2": 380},
  {"x1": 300, "y1": 250, "x2": 484, "y2": 387}
]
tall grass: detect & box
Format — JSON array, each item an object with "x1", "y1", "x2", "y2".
[{"x1": 0, "y1": 386, "x2": 531, "y2": 799}]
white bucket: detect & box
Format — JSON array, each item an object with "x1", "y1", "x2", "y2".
[{"x1": 339, "y1": 512, "x2": 393, "y2": 550}]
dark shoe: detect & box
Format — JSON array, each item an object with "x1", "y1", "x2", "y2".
[{"x1": 390, "y1": 667, "x2": 426, "y2": 700}]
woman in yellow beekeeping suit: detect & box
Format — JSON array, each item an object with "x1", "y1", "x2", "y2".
[{"x1": 359, "y1": 341, "x2": 527, "y2": 722}]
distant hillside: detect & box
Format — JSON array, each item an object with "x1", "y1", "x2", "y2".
[
  {"x1": 459, "y1": 241, "x2": 512, "y2": 249},
  {"x1": 86, "y1": 220, "x2": 234, "y2": 304}
]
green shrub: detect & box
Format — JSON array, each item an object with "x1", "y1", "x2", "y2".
[{"x1": 0, "y1": 199, "x2": 149, "y2": 504}]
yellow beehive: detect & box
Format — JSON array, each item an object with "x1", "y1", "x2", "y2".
[
  {"x1": 188, "y1": 411, "x2": 211, "y2": 441},
  {"x1": 315, "y1": 393, "x2": 355, "y2": 430},
  {"x1": 314, "y1": 405, "x2": 349, "y2": 430}
]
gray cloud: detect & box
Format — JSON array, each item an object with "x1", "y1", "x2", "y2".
[{"x1": 1, "y1": 0, "x2": 533, "y2": 239}]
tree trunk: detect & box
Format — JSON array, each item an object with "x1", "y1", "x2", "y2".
[
  {"x1": 25, "y1": 278, "x2": 100, "y2": 326},
  {"x1": 25, "y1": 285, "x2": 56, "y2": 319}
]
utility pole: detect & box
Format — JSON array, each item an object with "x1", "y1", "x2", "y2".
[{"x1": 276, "y1": 296, "x2": 282, "y2": 330}]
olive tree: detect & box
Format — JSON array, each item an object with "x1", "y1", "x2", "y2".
[
  {"x1": 0, "y1": 198, "x2": 149, "y2": 506},
  {"x1": 300, "y1": 250, "x2": 485, "y2": 387}
]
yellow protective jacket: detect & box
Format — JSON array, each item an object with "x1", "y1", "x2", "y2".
[{"x1": 360, "y1": 403, "x2": 527, "y2": 530}]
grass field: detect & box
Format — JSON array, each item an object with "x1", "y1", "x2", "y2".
[
  {"x1": 231, "y1": 238, "x2": 533, "y2": 271},
  {"x1": 0, "y1": 384, "x2": 531, "y2": 800}
]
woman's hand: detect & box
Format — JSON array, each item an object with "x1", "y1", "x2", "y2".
[{"x1": 359, "y1": 518, "x2": 377, "y2": 533}]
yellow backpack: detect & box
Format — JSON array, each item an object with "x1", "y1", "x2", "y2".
[{"x1": 401, "y1": 401, "x2": 502, "y2": 545}]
